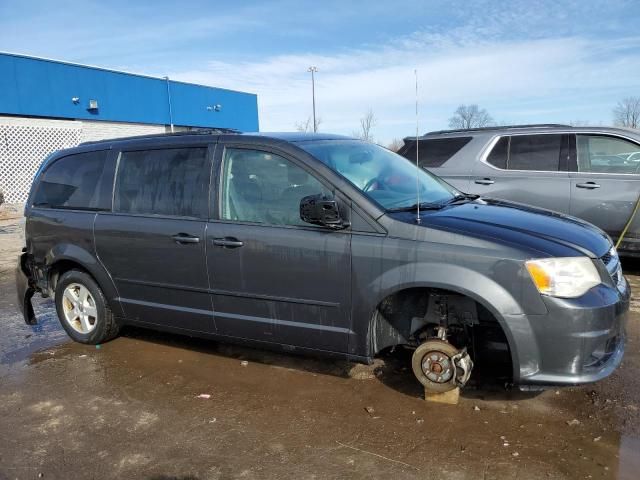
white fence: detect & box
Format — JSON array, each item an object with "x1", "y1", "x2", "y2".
[
  {"x1": 0, "y1": 118, "x2": 170, "y2": 204},
  {"x1": 0, "y1": 123, "x2": 82, "y2": 203}
]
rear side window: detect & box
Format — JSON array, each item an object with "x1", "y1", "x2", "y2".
[
  {"x1": 401, "y1": 137, "x2": 472, "y2": 168},
  {"x1": 114, "y1": 148, "x2": 209, "y2": 218},
  {"x1": 486, "y1": 137, "x2": 509, "y2": 169},
  {"x1": 486, "y1": 135, "x2": 563, "y2": 171},
  {"x1": 33, "y1": 150, "x2": 109, "y2": 210},
  {"x1": 508, "y1": 135, "x2": 562, "y2": 171}
]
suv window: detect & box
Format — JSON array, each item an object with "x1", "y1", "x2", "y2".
[
  {"x1": 114, "y1": 147, "x2": 209, "y2": 218},
  {"x1": 508, "y1": 135, "x2": 562, "y2": 171},
  {"x1": 33, "y1": 150, "x2": 109, "y2": 210},
  {"x1": 576, "y1": 135, "x2": 640, "y2": 174},
  {"x1": 486, "y1": 135, "x2": 563, "y2": 171},
  {"x1": 486, "y1": 137, "x2": 509, "y2": 169},
  {"x1": 221, "y1": 148, "x2": 330, "y2": 226},
  {"x1": 402, "y1": 137, "x2": 472, "y2": 168}
]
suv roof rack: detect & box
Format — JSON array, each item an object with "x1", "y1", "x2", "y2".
[
  {"x1": 422, "y1": 124, "x2": 572, "y2": 136},
  {"x1": 79, "y1": 127, "x2": 240, "y2": 146}
]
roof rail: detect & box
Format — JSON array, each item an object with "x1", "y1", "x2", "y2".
[
  {"x1": 79, "y1": 127, "x2": 240, "y2": 146},
  {"x1": 422, "y1": 124, "x2": 572, "y2": 136}
]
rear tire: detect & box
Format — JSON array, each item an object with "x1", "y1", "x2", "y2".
[{"x1": 55, "y1": 269, "x2": 119, "y2": 344}]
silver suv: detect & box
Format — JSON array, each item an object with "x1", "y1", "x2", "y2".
[{"x1": 398, "y1": 124, "x2": 640, "y2": 256}]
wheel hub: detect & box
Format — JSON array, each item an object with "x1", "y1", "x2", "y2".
[{"x1": 421, "y1": 351, "x2": 454, "y2": 384}]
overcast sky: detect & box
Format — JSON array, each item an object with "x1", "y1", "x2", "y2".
[{"x1": 2, "y1": 0, "x2": 640, "y2": 143}]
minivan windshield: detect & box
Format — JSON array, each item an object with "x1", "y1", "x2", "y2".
[{"x1": 299, "y1": 140, "x2": 458, "y2": 210}]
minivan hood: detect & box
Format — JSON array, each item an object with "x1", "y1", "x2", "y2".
[{"x1": 387, "y1": 198, "x2": 611, "y2": 258}]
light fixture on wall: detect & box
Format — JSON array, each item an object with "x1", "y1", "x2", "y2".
[
  {"x1": 71, "y1": 97, "x2": 80, "y2": 104},
  {"x1": 88, "y1": 99, "x2": 99, "y2": 111},
  {"x1": 206, "y1": 104, "x2": 222, "y2": 112}
]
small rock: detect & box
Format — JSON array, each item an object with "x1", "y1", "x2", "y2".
[
  {"x1": 593, "y1": 436, "x2": 601, "y2": 442},
  {"x1": 78, "y1": 354, "x2": 87, "y2": 358},
  {"x1": 416, "y1": 418, "x2": 424, "y2": 424},
  {"x1": 566, "y1": 419, "x2": 581, "y2": 427},
  {"x1": 240, "y1": 360, "x2": 249, "y2": 367},
  {"x1": 364, "y1": 406, "x2": 375, "y2": 415},
  {"x1": 209, "y1": 418, "x2": 217, "y2": 423},
  {"x1": 38, "y1": 474, "x2": 44, "y2": 478},
  {"x1": 412, "y1": 411, "x2": 416, "y2": 415},
  {"x1": 512, "y1": 452, "x2": 519, "y2": 457},
  {"x1": 197, "y1": 394, "x2": 211, "y2": 399},
  {"x1": 473, "y1": 405, "x2": 481, "y2": 411},
  {"x1": 503, "y1": 442, "x2": 510, "y2": 447},
  {"x1": 500, "y1": 436, "x2": 506, "y2": 440},
  {"x1": 555, "y1": 390, "x2": 560, "y2": 395}
]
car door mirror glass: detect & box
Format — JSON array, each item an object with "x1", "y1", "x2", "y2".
[{"x1": 300, "y1": 194, "x2": 348, "y2": 229}]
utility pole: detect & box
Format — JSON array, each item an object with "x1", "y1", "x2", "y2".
[{"x1": 307, "y1": 66, "x2": 318, "y2": 133}]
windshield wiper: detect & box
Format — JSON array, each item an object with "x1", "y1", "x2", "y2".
[
  {"x1": 387, "y1": 202, "x2": 445, "y2": 212},
  {"x1": 439, "y1": 193, "x2": 480, "y2": 206}
]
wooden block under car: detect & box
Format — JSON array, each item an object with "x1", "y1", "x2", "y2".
[{"x1": 424, "y1": 387, "x2": 460, "y2": 405}]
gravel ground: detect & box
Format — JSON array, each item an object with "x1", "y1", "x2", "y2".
[{"x1": 0, "y1": 217, "x2": 638, "y2": 480}]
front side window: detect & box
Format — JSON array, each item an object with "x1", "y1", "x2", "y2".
[
  {"x1": 114, "y1": 148, "x2": 209, "y2": 218},
  {"x1": 33, "y1": 150, "x2": 109, "y2": 210},
  {"x1": 299, "y1": 140, "x2": 457, "y2": 210},
  {"x1": 220, "y1": 148, "x2": 330, "y2": 226},
  {"x1": 576, "y1": 135, "x2": 640, "y2": 174}
]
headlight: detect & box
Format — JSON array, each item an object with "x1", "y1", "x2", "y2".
[{"x1": 525, "y1": 257, "x2": 601, "y2": 298}]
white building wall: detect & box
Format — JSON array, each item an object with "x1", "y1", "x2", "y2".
[{"x1": 0, "y1": 116, "x2": 172, "y2": 203}]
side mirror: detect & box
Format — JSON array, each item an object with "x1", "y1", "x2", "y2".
[{"x1": 300, "y1": 194, "x2": 349, "y2": 230}]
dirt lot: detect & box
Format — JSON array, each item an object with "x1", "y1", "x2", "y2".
[{"x1": 0, "y1": 217, "x2": 638, "y2": 480}]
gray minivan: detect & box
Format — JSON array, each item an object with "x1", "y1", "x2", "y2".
[
  {"x1": 17, "y1": 131, "x2": 630, "y2": 392},
  {"x1": 398, "y1": 124, "x2": 640, "y2": 256}
]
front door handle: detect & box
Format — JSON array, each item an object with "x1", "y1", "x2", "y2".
[
  {"x1": 213, "y1": 237, "x2": 244, "y2": 248},
  {"x1": 171, "y1": 233, "x2": 200, "y2": 244},
  {"x1": 576, "y1": 182, "x2": 601, "y2": 189},
  {"x1": 474, "y1": 178, "x2": 495, "y2": 185}
]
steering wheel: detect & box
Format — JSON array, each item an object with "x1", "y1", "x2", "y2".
[{"x1": 363, "y1": 177, "x2": 384, "y2": 192}]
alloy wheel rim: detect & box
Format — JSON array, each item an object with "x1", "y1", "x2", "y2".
[{"x1": 62, "y1": 283, "x2": 98, "y2": 334}]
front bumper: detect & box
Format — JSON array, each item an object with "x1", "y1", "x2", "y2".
[
  {"x1": 508, "y1": 276, "x2": 630, "y2": 386},
  {"x1": 16, "y1": 252, "x2": 37, "y2": 325}
]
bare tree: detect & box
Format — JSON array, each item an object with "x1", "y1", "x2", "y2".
[
  {"x1": 386, "y1": 138, "x2": 404, "y2": 152},
  {"x1": 294, "y1": 116, "x2": 322, "y2": 132},
  {"x1": 568, "y1": 120, "x2": 591, "y2": 127},
  {"x1": 613, "y1": 97, "x2": 640, "y2": 129},
  {"x1": 448, "y1": 104, "x2": 494, "y2": 129},
  {"x1": 352, "y1": 109, "x2": 377, "y2": 141}
]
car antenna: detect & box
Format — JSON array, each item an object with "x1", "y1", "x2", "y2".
[{"x1": 414, "y1": 69, "x2": 421, "y2": 224}]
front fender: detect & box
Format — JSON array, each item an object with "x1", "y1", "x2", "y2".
[{"x1": 351, "y1": 261, "x2": 541, "y2": 382}]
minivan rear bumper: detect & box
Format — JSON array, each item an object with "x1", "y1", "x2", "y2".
[
  {"x1": 16, "y1": 252, "x2": 37, "y2": 325},
  {"x1": 512, "y1": 277, "x2": 630, "y2": 387}
]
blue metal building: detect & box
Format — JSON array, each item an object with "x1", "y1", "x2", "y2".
[
  {"x1": 0, "y1": 52, "x2": 259, "y2": 203},
  {"x1": 0, "y1": 52, "x2": 259, "y2": 132}
]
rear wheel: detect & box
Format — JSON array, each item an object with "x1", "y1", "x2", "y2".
[{"x1": 55, "y1": 270, "x2": 119, "y2": 344}]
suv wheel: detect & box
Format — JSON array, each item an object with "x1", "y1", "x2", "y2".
[{"x1": 55, "y1": 270, "x2": 119, "y2": 344}]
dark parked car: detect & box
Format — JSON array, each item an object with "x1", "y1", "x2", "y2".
[
  {"x1": 398, "y1": 124, "x2": 640, "y2": 256},
  {"x1": 17, "y1": 131, "x2": 630, "y2": 392}
]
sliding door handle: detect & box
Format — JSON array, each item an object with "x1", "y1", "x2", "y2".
[
  {"x1": 213, "y1": 237, "x2": 244, "y2": 248},
  {"x1": 171, "y1": 233, "x2": 200, "y2": 244}
]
